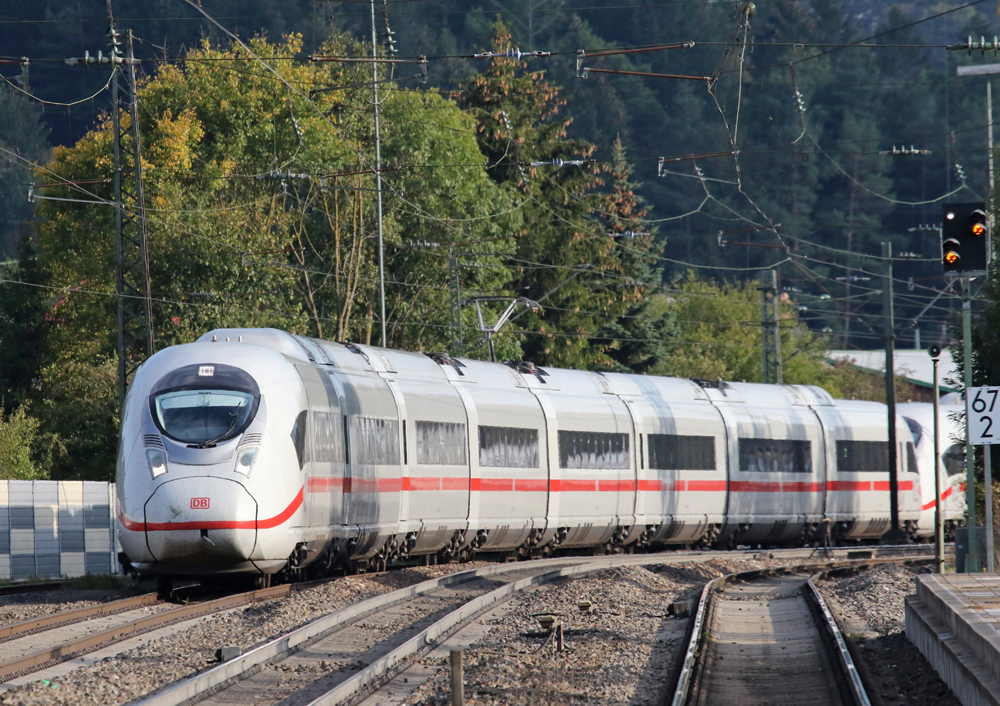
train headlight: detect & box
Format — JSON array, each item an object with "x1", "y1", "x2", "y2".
[
  {"x1": 146, "y1": 449, "x2": 167, "y2": 479},
  {"x1": 234, "y1": 448, "x2": 258, "y2": 477}
]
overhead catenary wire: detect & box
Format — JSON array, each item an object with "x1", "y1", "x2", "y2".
[{"x1": 8, "y1": 0, "x2": 985, "y2": 352}]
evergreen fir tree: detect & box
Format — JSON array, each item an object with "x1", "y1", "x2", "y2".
[
  {"x1": 462, "y1": 20, "x2": 641, "y2": 369},
  {"x1": 598, "y1": 135, "x2": 674, "y2": 373}
]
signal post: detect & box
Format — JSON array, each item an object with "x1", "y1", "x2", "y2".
[{"x1": 942, "y1": 203, "x2": 991, "y2": 571}]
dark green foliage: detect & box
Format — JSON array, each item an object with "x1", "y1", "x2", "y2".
[
  {"x1": 0, "y1": 247, "x2": 49, "y2": 412},
  {"x1": 461, "y1": 21, "x2": 661, "y2": 369},
  {"x1": 0, "y1": 88, "x2": 49, "y2": 258}
]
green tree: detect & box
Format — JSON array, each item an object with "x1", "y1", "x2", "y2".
[
  {"x1": 0, "y1": 86, "x2": 49, "y2": 258},
  {"x1": 30, "y1": 357, "x2": 117, "y2": 480},
  {"x1": 462, "y1": 20, "x2": 650, "y2": 369},
  {"x1": 651, "y1": 277, "x2": 847, "y2": 395},
  {"x1": 597, "y1": 135, "x2": 672, "y2": 373},
  {"x1": 0, "y1": 250, "x2": 50, "y2": 412},
  {"x1": 24, "y1": 31, "x2": 527, "y2": 478},
  {"x1": 0, "y1": 405, "x2": 45, "y2": 481}
]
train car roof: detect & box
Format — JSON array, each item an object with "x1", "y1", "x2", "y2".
[{"x1": 195, "y1": 328, "x2": 881, "y2": 413}]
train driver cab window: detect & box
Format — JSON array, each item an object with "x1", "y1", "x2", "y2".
[
  {"x1": 149, "y1": 363, "x2": 261, "y2": 447},
  {"x1": 943, "y1": 444, "x2": 966, "y2": 476}
]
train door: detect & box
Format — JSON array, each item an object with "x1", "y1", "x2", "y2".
[
  {"x1": 814, "y1": 400, "x2": 915, "y2": 539},
  {"x1": 712, "y1": 383, "x2": 826, "y2": 544},
  {"x1": 526, "y1": 369, "x2": 633, "y2": 548},
  {"x1": 606, "y1": 374, "x2": 728, "y2": 545},
  {"x1": 295, "y1": 365, "x2": 345, "y2": 537},
  {"x1": 390, "y1": 372, "x2": 470, "y2": 529},
  {"x1": 328, "y1": 368, "x2": 402, "y2": 556},
  {"x1": 444, "y1": 360, "x2": 546, "y2": 553}
]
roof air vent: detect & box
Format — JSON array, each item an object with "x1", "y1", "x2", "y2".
[
  {"x1": 690, "y1": 377, "x2": 731, "y2": 391},
  {"x1": 509, "y1": 361, "x2": 549, "y2": 382},
  {"x1": 424, "y1": 351, "x2": 466, "y2": 376}
]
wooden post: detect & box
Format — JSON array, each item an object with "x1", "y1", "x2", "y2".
[{"x1": 450, "y1": 649, "x2": 464, "y2": 706}]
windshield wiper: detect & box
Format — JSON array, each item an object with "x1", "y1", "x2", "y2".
[{"x1": 190, "y1": 412, "x2": 239, "y2": 449}]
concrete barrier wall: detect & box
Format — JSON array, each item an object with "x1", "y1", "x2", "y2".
[{"x1": 0, "y1": 481, "x2": 116, "y2": 579}]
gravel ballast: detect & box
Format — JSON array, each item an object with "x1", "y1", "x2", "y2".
[
  {"x1": 0, "y1": 587, "x2": 147, "y2": 629},
  {"x1": 401, "y1": 556, "x2": 800, "y2": 706},
  {"x1": 0, "y1": 555, "x2": 948, "y2": 706},
  {"x1": 0, "y1": 567, "x2": 477, "y2": 706},
  {"x1": 817, "y1": 564, "x2": 961, "y2": 706}
]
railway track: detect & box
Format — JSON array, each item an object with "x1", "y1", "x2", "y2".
[
  {"x1": 0, "y1": 544, "x2": 938, "y2": 703},
  {"x1": 0, "y1": 583, "x2": 312, "y2": 682},
  {"x1": 122, "y1": 544, "x2": 934, "y2": 706},
  {"x1": 669, "y1": 556, "x2": 937, "y2": 706}
]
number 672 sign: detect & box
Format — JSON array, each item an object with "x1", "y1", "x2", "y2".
[{"x1": 968, "y1": 386, "x2": 1000, "y2": 445}]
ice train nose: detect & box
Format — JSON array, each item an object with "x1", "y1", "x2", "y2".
[{"x1": 143, "y1": 477, "x2": 258, "y2": 566}]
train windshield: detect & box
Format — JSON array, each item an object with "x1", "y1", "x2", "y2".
[
  {"x1": 153, "y1": 390, "x2": 255, "y2": 446},
  {"x1": 149, "y1": 363, "x2": 261, "y2": 447}
]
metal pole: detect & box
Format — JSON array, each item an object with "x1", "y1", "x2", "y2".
[
  {"x1": 988, "y1": 79, "x2": 996, "y2": 575},
  {"x1": 964, "y1": 277, "x2": 981, "y2": 571},
  {"x1": 987, "y1": 443, "x2": 994, "y2": 572},
  {"x1": 126, "y1": 31, "x2": 154, "y2": 359},
  {"x1": 111, "y1": 59, "x2": 126, "y2": 407},
  {"x1": 449, "y1": 246, "x2": 462, "y2": 355},
  {"x1": 370, "y1": 0, "x2": 386, "y2": 348},
  {"x1": 883, "y1": 242, "x2": 902, "y2": 539},
  {"x1": 758, "y1": 269, "x2": 781, "y2": 384},
  {"x1": 934, "y1": 356, "x2": 944, "y2": 573},
  {"x1": 989, "y1": 80, "x2": 995, "y2": 205}
]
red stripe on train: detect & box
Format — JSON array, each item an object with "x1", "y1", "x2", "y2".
[
  {"x1": 921, "y1": 485, "x2": 955, "y2": 511},
  {"x1": 827, "y1": 481, "x2": 871, "y2": 491},
  {"x1": 874, "y1": 480, "x2": 914, "y2": 492},
  {"x1": 687, "y1": 480, "x2": 727, "y2": 491},
  {"x1": 119, "y1": 487, "x2": 304, "y2": 532},
  {"x1": 306, "y1": 476, "x2": 920, "y2": 494}
]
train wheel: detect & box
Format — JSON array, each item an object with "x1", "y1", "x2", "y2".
[{"x1": 156, "y1": 577, "x2": 173, "y2": 601}]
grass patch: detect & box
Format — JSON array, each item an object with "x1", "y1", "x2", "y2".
[{"x1": 64, "y1": 574, "x2": 129, "y2": 591}]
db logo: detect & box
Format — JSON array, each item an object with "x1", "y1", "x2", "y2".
[{"x1": 190, "y1": 497, "x2": 210, "y2": 510}]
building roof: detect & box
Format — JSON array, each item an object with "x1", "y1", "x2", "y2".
[{"x1": 826, "y1": 348, "x2": 959, "y2": 392}]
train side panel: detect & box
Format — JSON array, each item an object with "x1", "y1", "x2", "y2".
[
  {"x1": 604, "y1": 373, "x2": 727, "y2": 546},
  {"x1": 708, "y1": 383, "x2": 827, "y2": 545}
]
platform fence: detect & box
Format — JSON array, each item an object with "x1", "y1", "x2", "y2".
[{"x1": 0, "y1": 481, "x2": 117, "y2": 579}]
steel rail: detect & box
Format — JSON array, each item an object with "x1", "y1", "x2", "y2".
[
  {"x1": 131, "y1": 557, "x2": 602, "y2": 706},
  {"x1": 304, "y1": 556, "x2": 673, "y2": 706},
  {"x1": 309, "y1": 548, "x2": 940, "y2": 706},
  {"x1": 807, "y1": 577, "x2": 872, "y2": 706},
  {"x1": 115, "y1": 544, "x2": 937, "y2": 706},
  {"x1": 0, "y1": 583, "x2": 296, "y2": 680},
  {"x1": 0, "y1": 592, "x2": 160, "y2": 643}
]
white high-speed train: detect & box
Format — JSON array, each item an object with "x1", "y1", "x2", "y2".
[{"x1": 115, "y1": 328, "x2": 966, "y2": 587}]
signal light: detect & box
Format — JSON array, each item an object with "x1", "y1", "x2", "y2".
[{"x1": 941, "y1": 203, "x2": 990, "y2": 276}]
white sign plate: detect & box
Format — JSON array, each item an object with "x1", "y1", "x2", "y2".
[{"x1": 968, "y1": 386, "x2": 1000, "y2": 445}]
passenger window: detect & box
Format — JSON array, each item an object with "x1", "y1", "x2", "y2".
[
  {"x1": 415, "y1": 421, "x2": 467, "y2": 465},
  {"x1": 943, "y1": 444, "x2": 965, "y2": 476},
  {"x1": 648, "y1": 434, "x2": 715, "y2": 471},
  {"x1": 291, "y1": 411, "x2": 307, "y2": 469},
  {"x1": 739, "y1": 438, "x2": 811, "y2": 474},
  {"x1": 836, "y1": 440, "x2": 887, "y2": 473},
  {"x1": 558, "y1": 430, "x2": 629, "y2": 470},
  {"x1": 478, "y1": 426, "x2": 539, "y2": 468}
]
